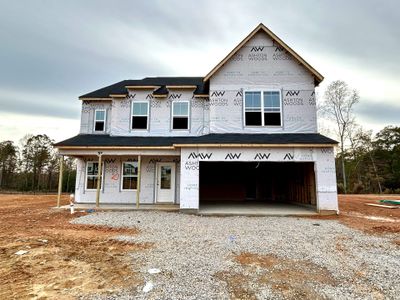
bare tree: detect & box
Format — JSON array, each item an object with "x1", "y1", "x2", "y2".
[{"x1": 321, "y1": 80, "x2": 359, "y2": 193}]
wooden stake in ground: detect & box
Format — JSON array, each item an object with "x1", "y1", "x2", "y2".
[
  {"x1": 96, "y1": 152, "x2": 103, "y2": 208},
  {"x1": 57, "y1": 155, "x2": 64, "y2": 208}
]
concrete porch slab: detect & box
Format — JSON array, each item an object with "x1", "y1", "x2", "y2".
[{"x1": 57, "y1": 203, "x2": 180, "y2": 212}]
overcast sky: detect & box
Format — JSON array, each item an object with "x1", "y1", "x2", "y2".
[{"x1": 1, "y1": 0, "x2": 399, "y2": 143}]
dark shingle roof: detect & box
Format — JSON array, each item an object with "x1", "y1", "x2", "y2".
[
  {"x1": 153, "y1": 85, "x2": 169, "y2": 96},
  {"x1": 55, "y1": 133, "x2": 338, "y2": 147},
  {"x1": 80, "y1": 77, "x2": 208, "y2": 99}
]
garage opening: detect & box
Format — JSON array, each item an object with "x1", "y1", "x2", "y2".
[{"x1": 199, "y1": 162, "x2": 317, "y2": 213}]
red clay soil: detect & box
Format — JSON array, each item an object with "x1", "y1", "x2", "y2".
[
  {"x1": 0, "y1": 194, "x2": 148, "y2": 299},
  {"x1": 312, "y1": 194, "x2": 400, "y2": 235}
]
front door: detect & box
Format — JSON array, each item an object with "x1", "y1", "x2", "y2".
[{"x1": 156, "y1": 163, "x2": 175, "y2": 203}]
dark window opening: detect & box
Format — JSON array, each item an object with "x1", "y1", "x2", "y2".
[
  {"x1": 94, "y1": 121, "x2": 105, "y2": 131},
  {"x1": 173, "y1": 117, "x2": 188, "y2": 130},
  {"x1": 245, "y1": 112, "x2": 262, "y2": 126},
  {"x1": 132, "y1": 116, "x2": 148, "y2": 129},
  {"x1": 264, "y1": 113, "x2": 281, "y2": 126}
]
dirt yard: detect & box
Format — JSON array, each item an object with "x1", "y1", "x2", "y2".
[
  {"x1": 0, "y1": 194, "x2": 399, "y2": 299},
  {"x1": 0, "y1": 194, "x2": 149, "y2": 299},
  {"x1": 317, "y1": 194, "x2": 400, "y2": 235}
]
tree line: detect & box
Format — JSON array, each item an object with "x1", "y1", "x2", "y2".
[
  {"x1": 0, "y1": 134, "x2": 75, "y2": 193},
  {"x1": 320, "y1": 80, "x2": 400, "y2": 194},
  {"x1": 1, "y1": 81, "x2": 399, "y2": 194}
]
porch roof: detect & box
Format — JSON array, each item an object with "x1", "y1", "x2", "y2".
[{"x1": 55, "y1": 133, "x2": 338, "y2": 149}]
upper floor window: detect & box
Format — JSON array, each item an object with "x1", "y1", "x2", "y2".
[
  {"x1": 172, "y1": 101, "x2": 189, "y2": 130},
  {"x1": 132, "y1": 102, "x2": 149, "y2": 130},
  {"x1": 244, "y1": 90, "x2": 282, "y2": 126},
  {"x1": 94, "y1": 109, "x2": 106, "y2": 132},
  {"x1": 86, "y1": 161, "x2": 103, "y2": 190}
]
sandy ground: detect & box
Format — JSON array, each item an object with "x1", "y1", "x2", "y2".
[
  {"x1": 315, "y1": 194, "x2": 400, "y2": 235},
  {"x1": 0, "y1": 194, "x2": 149, "y2": 300},
  {"x1": 0, "y1": 194, "x2": 399, "y2": 299}
]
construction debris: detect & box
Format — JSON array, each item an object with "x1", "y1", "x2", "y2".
[
  {"x1": 15, "y1": 250, "x2": 29, "y2": 255},
  {"x1": 142, "y1": 281, "x2": 154, "y2": 293},
  {"x1": 380, "y1": 200, "x2": 400, "y2": 205},
  {"x1": 365, "y1": 203, "x2": 398, "y2": 209}
]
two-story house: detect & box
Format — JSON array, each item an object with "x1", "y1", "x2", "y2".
[{"x1": 55, "y1": 23, "x2": 339, "y2": 214}]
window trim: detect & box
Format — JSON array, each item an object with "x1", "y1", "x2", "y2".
[
  {"x1": 120, "y1": 161, "x2": 138, "y2": 191},
  {"x1": 94, "y1": 109, "x2": 106, "y2": 132},
  {"x1": 171, "y1": 100, "x2": 190, "y2": 131},
  {"x1": 243, "y1": 89, "x2": 282, "y2": 127},
  {"x1": 85, "y1": 161, "x2": 104, "y2": 191},
  {"x1": 131, "y1": 101, "x2": 150, "y2": 131}
]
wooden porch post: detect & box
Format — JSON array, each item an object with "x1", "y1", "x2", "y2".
[
  {"x1": 95, "y1": 152, "x2": 103, "y2": 208},
  {"x1": 57, "y1": 155, "x2": 64, "y2": 208},
  {"x1": 136, "y1": 155, "x2": 142, "y2": 209}
]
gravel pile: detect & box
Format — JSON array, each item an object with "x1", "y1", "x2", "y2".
[{"x1": 73, "y1": 212, "x2": 400, "y2": 299}]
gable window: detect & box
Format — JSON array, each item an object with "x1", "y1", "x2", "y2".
[
  {"x1": 131, "y1": 102, "x2": 149, "y2": 130},
  {"x1": 244, "y1": 90, "x2": 281, "y2": 126},
  {"x1": 121, "y1": 162, "x2": 138, "y2": 190},
  {"x1": 172, "y1": 101, "x2": 189, "y2": 130},
  {"x1": 94, "y1": 109, "x2": 106, "y2": 132},
  {"x1": 86, "y1": 162, "x2": 103, "y2": 190}
]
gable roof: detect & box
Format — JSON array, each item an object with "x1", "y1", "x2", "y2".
[
  {"x1": 79, "y1": 77, "x2": 209, "y2": 99},
  {"x1": 203, "y1": 23, "x2": 324, "y2": 84}
]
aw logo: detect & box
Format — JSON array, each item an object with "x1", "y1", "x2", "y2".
[
  {"x1": 254, "y1": 153, "x2": 271, "y2": 160},
  {"x1": 273, "y1": 46, "x2": 291, "y2": 60},
  {"x1": 168, "y1": 93, "x2": 182, "y2": 100},
  {"x1": 286, "y1": 90, "x2": 300, "y2": 97},
  {"x1": 284, "y1": 153, "x2": 294, "y2": 160},
  {"x1": 309, "y1": 90, "x2": 316, "y2": 105},
  {"x1": 250, "y1": 46, "x2": 265, "y2": 52},
  {"x1": 211, "y1": 91, "x2": 225, "y2": 97},
  {"x1": 125, "y1": 93, "x2": 136, "y2": 99},
  {"x1": 234, "y1": 90, "x2": 243, "y2": 106},
  {"x1": 149, "y1": 158, "x2": 162, "y2": 164},
  {"x1": 225, "y1": 153, "x2": 242, "y2": 160},
  {"x1": 120, "y1": 99, "x2": 131, "y2": 108},
  {"x1": 320, "y1": 148, "x2": 334, "y2": 154},
  {"x1": 146, "y1": 94, "x2": 154, "y2": 100},
  {"x1": 187, "y1": 152, "x2": 213, "y2": 160},
  {"x1": 104, "y1": 158, "x2": 116, "y2": 164},
  {"x1": 150, "y1": 99, "x2": 161, "y2": 108}
]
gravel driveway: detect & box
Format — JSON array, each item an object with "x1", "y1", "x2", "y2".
[{"x1": 73, "y1": 212, "x2": 400, "y2": 300}]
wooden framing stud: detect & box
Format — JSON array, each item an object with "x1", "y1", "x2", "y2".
[
  {"x1": 57, "y1": 155, "x2": 64, "y2": 208},
  {"x1": 95, "y1": 152, "x2": 103, "y2": 208},
  {"x1": 136, "y1": 155, "x2": 142, "y2": 209}
]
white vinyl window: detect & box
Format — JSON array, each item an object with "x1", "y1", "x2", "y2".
[
  {"x1": 94, "y1": 109, "x2": 106, "y2": 132},
  {"x1": 85, "y1": 161, "x2": 103, "y2": 190},
  {"x1": 244, "y1": 90, "x2": 282, "y2": 126},
  {"x1": 131, "y1": 102, "x2": 149, "y2": 130},
  {"x1": 172, "y1": 101, "x2": 189, "y2": 130},
  {"x1": 121, "y1": 162, "x2": 138, "y2": 190}
]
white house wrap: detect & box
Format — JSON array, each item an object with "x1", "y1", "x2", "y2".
[{"x1": 56, "y1": 23, "x2": 339, "y2": 214}]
